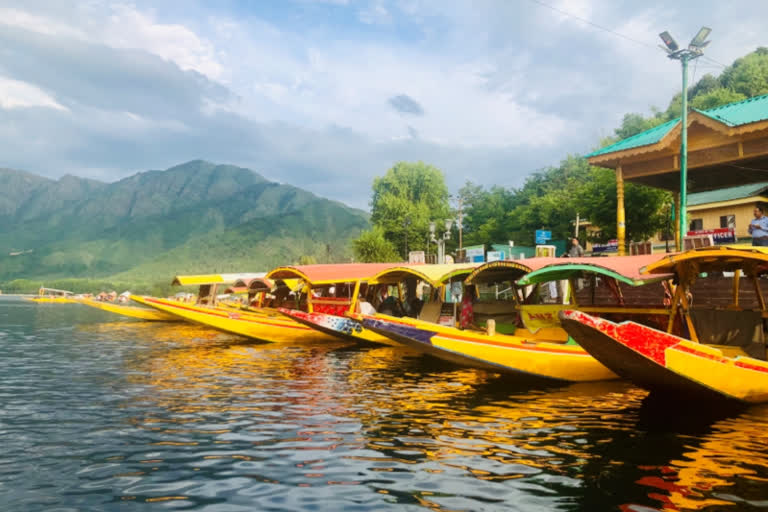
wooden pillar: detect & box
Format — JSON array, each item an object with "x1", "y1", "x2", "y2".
[
  {"x1": 674, "y1": 192, "x2": 681, "y2": 252},
  {"x1": 616, "y1": 165, "x2": 626, "y2": 256}
]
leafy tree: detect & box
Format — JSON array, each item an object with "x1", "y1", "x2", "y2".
[
  {"x1": 297, "y1": 255, "x2": 317, "y2": 265},
  {"x1": 576, "y1": 168, "x2": 671, "y2": 244},
  {"x1": 690, "y1": 87, "x2": 747, "y2": 111},
  {"x1": 720, "y1": 47, "x2": 768, "y2": 98},
  {"x1": 352, "y1": 227, "x2": 400, "y2": 262},
  {"x1": 368, "y1": 161, "x2": 451, "y2": 258}
]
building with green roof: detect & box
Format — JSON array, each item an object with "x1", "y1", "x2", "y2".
[{"x1": 586, "y1": 93, "x2": 768, "y2": 252}]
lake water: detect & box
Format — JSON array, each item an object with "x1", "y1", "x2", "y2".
[{"x1": 2, "y1": 296, "x2": 768, "y2": 511}]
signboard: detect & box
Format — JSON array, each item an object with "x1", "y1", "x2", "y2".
[
  {"x1": 535, "y1": 230, "x2": 552, "y2": 244},
  {"x1": 686, "y1": 228, "x2": 736, "y2": 245},
  {"x1": 486, "y1": 251, "x2": 504, "y2": 262},
  {"x1": 592, "y1": 239, "x2": 618, "y2": 253},
  {"x1": 465, "y1": 246, "x2": 485, "y2": 263},
  {"x1": 408, "y1": 251, "x2": 425, "y2": 264}
]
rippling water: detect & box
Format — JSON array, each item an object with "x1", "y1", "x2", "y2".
[{"x1": 2, "y1": 297, "x2": 768, "y2": 511}]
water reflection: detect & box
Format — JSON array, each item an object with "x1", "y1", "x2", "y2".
[{"x1": 2, "y1": 299, "x2": 768, "y2": 510}]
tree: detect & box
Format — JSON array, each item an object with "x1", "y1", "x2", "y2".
[
  {"x1": 352, "y1": 227, "x2": 400, "y2": 262},
  {"x1": 368, "y1": 161, "x2": 451, "y2": 258},
  {"x1": 690, "y1": 87, "x2": 747, "y2": 111}
]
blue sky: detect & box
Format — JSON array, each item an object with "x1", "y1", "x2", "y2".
[{"x1": 0, "y1": 0, "x2": 766, "y2": 208}]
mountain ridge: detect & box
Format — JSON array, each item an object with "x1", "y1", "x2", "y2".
[{"x1": 0, "y1": 160, "x2": 369, "y2": 283}]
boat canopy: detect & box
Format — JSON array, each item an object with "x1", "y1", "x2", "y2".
[
  {"x1": 642, "y1": 245, "x2": 768, "y2": 275},
  {"x1": 369, "y1": 263, "x2": 481, "y2": 287},
  {"x1": 38, "y1": 287, "x2": 74, "y2": 296},
  {"x1": 519, "y1": 254, "x2": 673, "y2": 286},
  {"x1": 266, "y1": 263, "x2": 396, "y2": 286},
  {"x1": 465, "y1": 258, "x2": 561, "y2": 285},
  {"x1": 171, "y1": 272, "x2": 266, "y2": 286}
]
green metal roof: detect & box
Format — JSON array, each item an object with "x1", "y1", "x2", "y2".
[
  {"x1": 587, "y1": 118, "x2": 679, "y2": 158},
  {"x1": 695, "y1": 93, "x2": 768, "y2": 126},
  {"x1": 687, "y1": 181, "x2": 768, "y2": 206},
  {"x1": 587, "y1": 93, "x2": 768, "y2": 159}
]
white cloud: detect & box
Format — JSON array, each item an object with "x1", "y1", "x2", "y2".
[{"x1": 0, "y1": 76, "x2": 68, "y2": 111}]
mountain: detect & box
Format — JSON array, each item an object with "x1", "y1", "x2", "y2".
[{"x1": 0, "y1": 160, "x2": 369, "y2": 283}]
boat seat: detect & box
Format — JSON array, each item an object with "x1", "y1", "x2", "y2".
[
  {"x1": 690, "y1": 308, "x2": 766, "y2": 360},
  {"x1": 417, "y1": 302, "x2": 442, "y2": 324}
]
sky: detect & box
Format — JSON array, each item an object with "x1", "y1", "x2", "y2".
[{"x1": 0, "y1": 0, "x2": 766, "y2": 209}]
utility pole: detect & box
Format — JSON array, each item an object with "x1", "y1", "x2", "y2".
[
  {"x1": 659, "y1": 27, "x2": 712, "y2": 249},
  {"x1": 457, "y1": 196, "x2": 463, "y2": 251}
]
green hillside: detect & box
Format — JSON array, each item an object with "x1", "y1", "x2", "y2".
[{"x1": 0, "y1": 160, "x2": 369, "y2": 291}]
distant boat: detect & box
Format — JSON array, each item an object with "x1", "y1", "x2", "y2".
[
  {"x1": 79, "y1": 298, "x2": 180, "y2": 321},
  {"x1": 27, "y1": 287, "x2": 77, "y2": 304}
]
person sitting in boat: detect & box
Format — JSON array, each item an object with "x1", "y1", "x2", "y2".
[
  {"x1": 358, "y1": 295, "x2": 376, "y2": 315},
  {"x1": 459, "y1": 284, "x2": 478, "y2": 330}
]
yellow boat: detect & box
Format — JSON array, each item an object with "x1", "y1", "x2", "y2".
[
  {"x1": 27, "y1": 287, "x2": 78, "y2": 303},
  {"x1": 560, "y1": 245, "x2": 768, "y2": 404},
  {"x1": 131, "y1": 271, "x2": 340, "y2": 343},
  {"x1": 273, "y1": 262, "x2": 422, "y2": 346},
  {"x1": 131, "y1": 294, "x2": 335, "y2": 343},
  {"x1": 79, "y1": 298, "x2": 180, "y2": 321},
  {"x1": 360, "y1": 255, "x2": 670, "y2": 382}
]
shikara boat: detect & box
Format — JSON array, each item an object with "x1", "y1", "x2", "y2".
[
  {"x1": 132, "y1": 269, "x2": 359, "y2": 343},
  {"x1": 560, "y1": 246, "x2": 768, "y2": 404},
  {"x1": 361, "y1": 255, "x2": 669, "y2": 382},
  {"x1": 278, "y1": 263, "x2": 472, "y2": 346},
  {"x1": 79, "y1": 298, "x2": 180, "y2": 321},
  {"x1": 27, "y1": 287, "x2": 78, "y2": 303}
]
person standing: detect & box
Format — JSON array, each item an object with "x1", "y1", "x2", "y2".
[
  {"x1": 568, "y1": 237, "x2": 585, "y2": 257},
  {"x1": 748, "y1": 206, "x2": 768, "y2": 246}
]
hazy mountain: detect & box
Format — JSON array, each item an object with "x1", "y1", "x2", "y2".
[{"x1": 0, "y1": 160, "x2": 369, "y2": 282}]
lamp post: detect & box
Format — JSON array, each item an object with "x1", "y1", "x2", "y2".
[
  {"x1": 429, "y1": 219, "x2": 453, "y2": 264},
  {"x1": 403, "y1": 216, "x2": 411, "y2": 260},
  {"x1": 659, "y1": 27, "x2": 712, "y2": 250}
]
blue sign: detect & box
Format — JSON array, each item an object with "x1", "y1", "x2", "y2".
[{"x1": 535, "y1": 230, "x2": 552, "y2": 244}]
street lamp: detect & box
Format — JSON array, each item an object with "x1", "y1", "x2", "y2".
[
  {"x1": 430, "y1": 219, "x2": 453, "y2": 264},
  {"x1": 659, "y1": 26, "x2": 712, "y2": 249}
]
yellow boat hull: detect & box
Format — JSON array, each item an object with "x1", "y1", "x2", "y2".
[
  {"x1": 131, "y1": 295, "x2": 337, "y2": 343},
  {"x1": 361, "y1": 314, "x2": 617, "y2": 382},
  {"x1": 27, "y1": 297, "x2": 78, "y2": 304},
  {"x1": 79, "y1": 298, "x2": 180, "y2": 321}
]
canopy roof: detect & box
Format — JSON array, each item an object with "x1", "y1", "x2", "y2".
[
  {"x1": 171, "y1": 272, "x2": 266, "y2": 286},
  {"x1": 588, "y1": 94, "x2": 768, "y2": 159},
  {"x1": 369, "y1": 263, "x2": 481, "y2": 287},
  {"x1": 465, "y1": 258, "x2": 561, "y2": 285},
  {"x1": 518, "y1": 254, "x2": 673, "y2": 286},
  {"x1": 266, "y1": 263, "x2": 397, "y2": 285},
  {"x1": 245, "y1": 277, "x2": 276, "y2": 292},
  {"x1": 587, "y1": 94, "x2": 768, "y2": 193},
  {"x1": 642, "y1": 245, "x2": 768, "y2": 275}
]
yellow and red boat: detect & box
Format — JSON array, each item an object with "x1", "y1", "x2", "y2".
[
  {"x1": 361, "y1": 255, "x2": 670, "y2": 382},
  {"x1": 278, "y1": 263, "x2": 475, "y2": 346},
  {"x1": 560, "y1": 246, "x2": 768, "y2": 404}
]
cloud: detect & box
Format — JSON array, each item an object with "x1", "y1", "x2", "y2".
[
  {"x1": 1, "y1": 0, "x2": 767, "y2": 213},
  {"x1": 388, "y1": 94, "x2": 425, "y2": 116}
]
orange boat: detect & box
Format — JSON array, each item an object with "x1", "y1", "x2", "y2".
[{"x1": 560, "y1": 246, "x2": 768, "y2": 404}]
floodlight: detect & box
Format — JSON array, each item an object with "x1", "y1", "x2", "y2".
[
  {"x1": 659, "y1": 31, "x2": 679, "y2": 52},
  {"x1": 689, "y1": 27, "x2": 711, "y2": 48}
]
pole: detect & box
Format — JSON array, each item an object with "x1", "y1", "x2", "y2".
[
  {"x1": 679, "y1": 55, "x2": 689, "y2": 246},
  {"x1": 458, "y1": 197, "x2": 463, "y2": 251},
  {"x1": 616, "y1": 165, "x2": 626, "y2": 256},
  {"x1": 575, "y1": 212, "x2": 580, "y2": 237}
]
